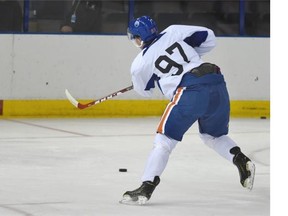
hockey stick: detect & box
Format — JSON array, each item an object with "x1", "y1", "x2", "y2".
[{"x1": 65, "y1": 85, "x2": 133, "y2": 110}]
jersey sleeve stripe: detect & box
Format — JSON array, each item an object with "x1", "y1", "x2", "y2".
[{"x1": 184, "y1": 31, "x2": 208, "y2": 48}]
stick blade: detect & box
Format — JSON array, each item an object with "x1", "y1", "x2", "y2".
[{"x1": 65, "y1": 89, "x2": 79, "y2": 108}]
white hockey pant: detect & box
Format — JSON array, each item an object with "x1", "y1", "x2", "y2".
[
  {"x1": 199, "y1": 133, "x2": 237, "y2": 162},
  {"x1": 141, "y1": 133, "x2": 178, "y2": 182},
  {"x1": 141, "y1": 133, "x2": 237, "y2": 182}
]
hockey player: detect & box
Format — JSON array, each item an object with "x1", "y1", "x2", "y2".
[{"x1": 120, "y1": 16, "x2": 255, "y2": 205}]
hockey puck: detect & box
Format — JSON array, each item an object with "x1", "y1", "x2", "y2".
[{"x1": 119, "y1": 168, "x2": 127, "y2": 172}]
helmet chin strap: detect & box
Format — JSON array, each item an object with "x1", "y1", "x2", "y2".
[{"x1": 132, "y1": 39, "x2": 144, "y2": 48}]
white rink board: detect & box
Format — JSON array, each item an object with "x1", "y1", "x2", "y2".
[{"x1": 0, "y1": 34, "x2": 269, "y2": 100}]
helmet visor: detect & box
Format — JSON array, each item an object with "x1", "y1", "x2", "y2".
[
  {"x1": 127, "y1": 28, "x2": 135, "y2": 41},
  {"x1": 127, "y1": 28, "x2": 143, "y2": 48}
]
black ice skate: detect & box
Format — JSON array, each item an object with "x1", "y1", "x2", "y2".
[
  {"x1": 120, "y1": 176, "x2": 160, "y2": 205},
  {"x1": 230, "y1": 146, "x2": 255, "y2": 190}
]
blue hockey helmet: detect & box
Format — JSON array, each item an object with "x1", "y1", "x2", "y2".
[{"x1": 127, "y1": 16, "x2": 158, "y2": 44}]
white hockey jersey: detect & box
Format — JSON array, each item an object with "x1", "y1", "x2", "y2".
[{"x1": 130, "y1": 25, "x2": 216, "y2": 100}]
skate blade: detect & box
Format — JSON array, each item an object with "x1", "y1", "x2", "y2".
[
  {"x1": 119, "y1": 195, "x2": 148, "y2": 205},
  {"x1": 244, "y1": 161, "x2": 256, "y2": 190}
]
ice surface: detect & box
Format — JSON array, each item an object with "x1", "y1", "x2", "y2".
[{"x1": 0, "y1": 118, "x2": 270, "y2": 216}]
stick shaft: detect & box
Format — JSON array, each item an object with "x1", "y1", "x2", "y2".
[{"x1": 65, "y1": 85, "x2": 133, "y2": 110}]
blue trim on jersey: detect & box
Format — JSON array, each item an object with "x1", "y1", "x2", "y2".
[
  {"x1": 145, "y1": 74, "x2": 161, "y2": 91},
  {"x1": 184, "y1": 31, "x2": 208, "y2": 48},
  {"x1": 143, "y1": 33, "x2": 166, "y2": 56}
]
